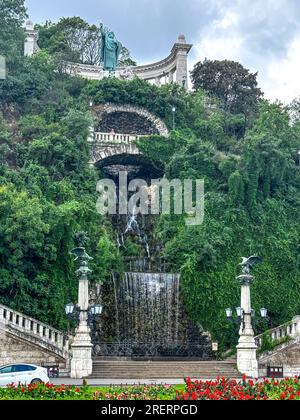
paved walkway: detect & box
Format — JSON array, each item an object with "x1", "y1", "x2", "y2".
[{"x1": 52, "y1": 378, "x2": 186, "y2": 386}]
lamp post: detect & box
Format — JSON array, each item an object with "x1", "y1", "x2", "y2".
[
  {"x1": 172, "y1": 106, "x2": 176, "y2": 131},
  {"x1": 233, "y1": 256, "x2": 262, "y2": 378},
  {"x1": 69, "y1": 244, "x2": 94, "y2": 379}
]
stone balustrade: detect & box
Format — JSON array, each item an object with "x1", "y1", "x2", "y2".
[
  {"x1": 255, "y1": 316, "x2": 300, "y2": 347},
  {"x1": 94, "y1": 132, "x2": 144, "y2": 144},
  {"x1": 0, "y1": 304, "x2": 70, "y2": 359},
  {"x1": 58, "y1": 35, "x2": 192, "y2": 88}
]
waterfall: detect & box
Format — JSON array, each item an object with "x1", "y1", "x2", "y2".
[
  {"x1": 94, "y1": 184, "x2": 213, "y2": 359},
  {"x1": 94, "y1": 270, "x2": 213, "y2": 359},
  {"x1": 117, "y1": 272, "x2": 181, "y2": 346},
  {"x1": 112, "y1": 273, "x2": 120, "y2": 342}
]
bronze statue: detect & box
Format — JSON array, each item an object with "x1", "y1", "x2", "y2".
[
  {"x1": 100, "y1": 24, "x2": 122, "y2": 71},
  {"x1": 239, "y1": 255, "x2": 262, "y2": 274}
]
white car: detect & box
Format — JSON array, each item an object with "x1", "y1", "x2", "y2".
[{"x1": 0, "y1": 364, "x2": 49, "y2": 387}]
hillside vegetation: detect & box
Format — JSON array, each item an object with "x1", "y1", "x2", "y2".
[{"x1": 1, "y1": 0, "x2": 300, "y2": 349}]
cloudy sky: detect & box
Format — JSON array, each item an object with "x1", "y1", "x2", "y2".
[{"x1": 25, "y1": 0, "x2": 300, "y2": 103}]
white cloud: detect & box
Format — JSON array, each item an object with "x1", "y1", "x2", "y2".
[
  {"x1": 262, "y1": 36, "x2": 300, "y2": 103},
  {"x1": 190, "y1": 0, "x2": 300, "y2": 103}
]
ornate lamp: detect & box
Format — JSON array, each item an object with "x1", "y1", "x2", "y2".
[
  {"x1": 260, "y1": 308, "x2": 268, "y2": 318},
  {"x1": 65, "y1": 303, "x2": 75, "y2": 316},
  {"x1": 226, "y1": 308, "x2": 233, "y2": 318},
  {"x1": 236, "y1": 307, "x2": 243, "y2": 318},
  {"x1": 90, "y1": 304, "x2": 103, "y2": 316}
]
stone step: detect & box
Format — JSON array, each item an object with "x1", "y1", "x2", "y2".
[{"x1": 91, "y1": 361, "x2": 240, "y2": 379}]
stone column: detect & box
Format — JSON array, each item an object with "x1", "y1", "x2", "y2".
[
  {"x1": 24, "y1": 20, "x2": 39, "y2": 57},
  {"x1": 32, "y1": 322, "x2": 37, "y2": 335},
  {"x1": 155, "y1": 76, "x2": 161, "y2": 86},
  {"x1": 292, "y1": 316, "x2": 300, "y2": 337},
  {"x1": 168, "y1": 71, "x2": 174, "y2": 84},
  {"x1": 70, "y1": 248, "x2": 93, "y2": 379},
  {"x1": 175, "y1": 35, "x2": 189, "y2": 89},
  {"x1": 236, "y1": 274, "x2": 258, "y2": 378},
  {"x1": 176, "y1": 50, "x2": 188, "y2": 88}
]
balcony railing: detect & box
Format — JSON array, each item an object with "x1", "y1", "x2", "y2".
[{"x1": 94, "y1": 132, "x2": 145, "y2": 144}]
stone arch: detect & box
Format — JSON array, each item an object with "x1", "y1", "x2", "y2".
[
  {"x1": 92, "y1": 103, "x2": 169, "y2": 137},
  {"x1": 90, "y1": 143, "x2": 140, "y2": 166}
]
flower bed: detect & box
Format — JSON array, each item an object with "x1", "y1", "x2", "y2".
[
  {"x1": 0, "y1": 383, "x2": 176, "y2": 400},
  {"x1": 1, "y1": 377, "x2": 300, "y2": 400},
  {"x1": 176, "y1": 376, "x2": 300, "y2": 400},
  {"x1": 0, "y1": 383, "x2": 87, "y2": 400},
  {"x1": 93, "y1": 384, "x2": 174, "y2": 400}
]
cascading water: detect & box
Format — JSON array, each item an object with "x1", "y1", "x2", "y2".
[
  {"x1": 93, "y1": 162, "x2": 213, "y2": 359},
  {"x1": 93, "y1": 270, "x2": 213, "y2": 359}
]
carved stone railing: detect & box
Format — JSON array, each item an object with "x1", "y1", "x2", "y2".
[
  {"x1": 255, "y1": 316, "x2": 300, "y2": 348},
  {"x1": 0, "y1": 304, "x2": 70, "y2": 361},
  {"x1": 93, "y1": 132, "x2": 145, "y2": 145}
]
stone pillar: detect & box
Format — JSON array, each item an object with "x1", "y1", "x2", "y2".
[
  {"x1": 70, "y1": 248, "x2": 93, "y2": 379},
  {"x1": 236, "y1": 274, "x2": 258, "y2": 378},
  {"x1": 292, "y1": 316, "x2": 300, "y2": 337},
  {"x1": 24, "y1": 21, "x2": 39, "y2": 57},
  {"x1": 32, "y1": 322, "x2": 37, "y2": 335},
  {"x1": 155, "y1": 76, "x2": 161, "y2": 86},
  {"x1": 175, "y1": 35, "x2": 189, "y2": 89},
  {"x1": 168, "y1": 71, "x2": 174, "y2": 84}
]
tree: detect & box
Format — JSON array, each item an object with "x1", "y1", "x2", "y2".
[
  {"x1": 191, "y1": 59, "x2": 263, "y2": 120},
  {"x1": 0, "y1": 0, "x2": 27, "y2": 70},
  {"x1": 118, "y1": 47, "x2": 137, "y2": 67},
  {"x1": 37, "y1": 17, "x2": 102, "y2": 65}
]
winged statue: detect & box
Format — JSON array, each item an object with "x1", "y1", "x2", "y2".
[{"x1": 239, "y1": 255, "x2": 262, "y2": 274}]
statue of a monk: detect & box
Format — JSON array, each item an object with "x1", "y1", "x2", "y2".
[{"x1": 100, "y1": 26, "x2": 122, "y2": 71}]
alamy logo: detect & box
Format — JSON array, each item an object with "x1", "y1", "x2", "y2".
[
  {"x1": 0, "y1": 56, "x2": 6, "y2": 80},
  {"x1": 96, "y1": 172, "x2": 205, "y2": 226}
]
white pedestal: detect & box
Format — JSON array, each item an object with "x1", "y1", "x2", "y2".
[
  {"x1": 70, "y1": 345, "x2": 93, "y2": 379},
  {"x1": 237, "y1": 339, "x2": 258, "y2": 378},
  {"x1": 70, "y1": 320, "x2": 93, "y2": 379}
]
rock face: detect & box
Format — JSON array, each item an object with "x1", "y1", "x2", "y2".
[
  {"x1": 98, "y1": 111, "x2": 160, "y2": 135},
  {"x1": 93, "y1": 103, "x2": 169, "y2": 137}
]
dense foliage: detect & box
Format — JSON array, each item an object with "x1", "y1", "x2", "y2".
[
  {"x1": 191, "y1": 59, "x2": 262, "y2": 116},
  {"x1": 0, "y1": 0, "x2": 27, "y2": 70},
  {"x1": 0, "y1": 1, "x2": 300, "y2": 350}
]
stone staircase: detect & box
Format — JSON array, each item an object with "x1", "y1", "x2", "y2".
[
  {"x1": 0, "y1": 304, "x2": 71, "y2": 368},
  {"x1": 91, "y1": 360, "x2": 240, "y2": 380}
]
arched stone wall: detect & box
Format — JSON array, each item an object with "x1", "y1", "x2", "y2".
[
  {"x1": 90, "y1": 143, "x2": 140, "y2": 166},
  {"x1": 92, "y1": 103, "x2": 169, "y2": 137}
]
